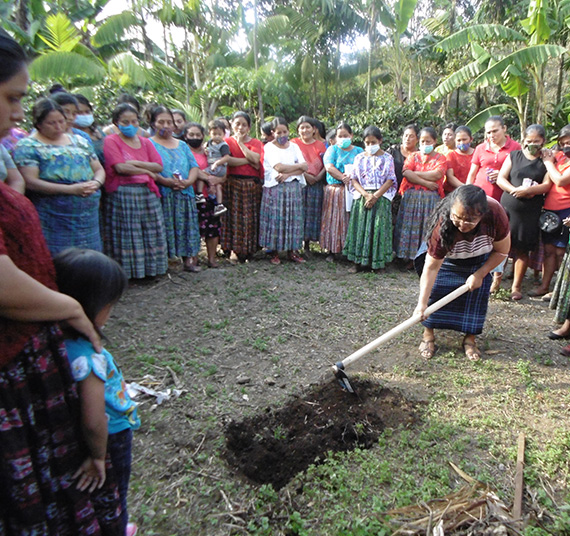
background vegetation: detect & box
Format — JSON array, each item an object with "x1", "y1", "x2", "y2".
[{"x1": 3, "y1": 0, "x2": 570, "y2": 139}]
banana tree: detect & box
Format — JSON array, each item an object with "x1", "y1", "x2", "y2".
[{"x1": 425, "y1": 11, "x2": 568, "y2": 137}]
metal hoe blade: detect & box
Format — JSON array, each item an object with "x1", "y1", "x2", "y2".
[{"x1": 333, "y1": 362, "x2": 356, "y2": 394}]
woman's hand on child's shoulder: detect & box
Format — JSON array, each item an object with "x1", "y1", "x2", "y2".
[{"x1": 73, "y1": 456, "x2": 106, "y2": 493}]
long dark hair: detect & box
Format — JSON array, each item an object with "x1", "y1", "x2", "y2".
[
  {"x1": 0, "y1": 31, "x2": 27, "y2": 84},
  {"x1": 426, "y1": 185, "x2": 489, "y2": 250},
  {"x1": 54, "y1": 248, "x2": 128, "y2": 331},
  {"x1": 32, "y1": 98, "x2": 65, "y2": 128}
]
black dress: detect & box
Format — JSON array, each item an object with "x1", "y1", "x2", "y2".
[{"x1": 500, "y1": 150, "x2": 547, "y2": 251}]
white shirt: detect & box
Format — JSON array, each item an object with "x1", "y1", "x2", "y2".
[{"x1": 263, "y1": 142, "x2": 306, "y2": 188}]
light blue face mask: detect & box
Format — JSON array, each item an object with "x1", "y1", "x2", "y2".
[
  {"x1": 118, "y1": 124, "x2": 138, "y2": 138},
  {"x1": 338, "y1": 138, "x2": 351, "y2": 149},
  {"x1": 75, "y1": 114, "x2": 94, "y2": 128},
  {"x1": 421, "y1": 144, "x2": 434, "y2": 155}
]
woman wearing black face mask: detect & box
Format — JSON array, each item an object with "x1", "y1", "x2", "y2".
[
  {"x1": 185, "y1": 122, "x2": 224, "y2": 267},
  {"x1": 533, "y1": 125, "x2": 570, "y2": 302},
  {"x1": 496, "y1": 124, "x2": 551, "y2": 300}
]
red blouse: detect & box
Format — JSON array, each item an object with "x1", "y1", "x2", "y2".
[
  {"x1": 0, "y1": 182, "x2": 57, "y2": 367},
  {"x1": 291, "y1": 138, "x2": 326, "y2": 177},
  {"x1": 225, "y1": 136, "x2": 264, "y2": 179},
  {"x1": 399, "y1": 151, "x2": 447, "y2": 197},
  {"x1": 445, "y1": 150, "x2": 474, "y2": 193},
  {"x1": 544, "y1": 151, "x2": 570, "y2": 210},
  {"x1": 471, "y1": 136, "x2": 521, "y2": 201}
]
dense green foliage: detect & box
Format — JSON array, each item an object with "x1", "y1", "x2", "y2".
[{"x1": 2, "y1": 0, "x2": 570, "y2": 136}]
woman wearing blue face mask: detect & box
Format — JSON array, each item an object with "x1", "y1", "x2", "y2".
[
  {"x1": 343, "y1": 126, "x2": 397, "y2": 272},
  {"x1": 444, "y1": 126, "x2": 475, "y2": 195},
  {"x1": 74, "y1": 94, "x2": 106, "y2": 164},
  {"x1": 394, "y1": 126, "x2": 447, "y2": 267},
  {"x1": 320, "y1": 122, "x2": 363, "y2": 261},
  {"x1": 103, "y1": 103, "x2": 168, "y2": 279}
]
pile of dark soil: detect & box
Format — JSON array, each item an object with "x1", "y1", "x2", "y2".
[{"x1": 224, "y1": 379, "x2": 419, "y2": 489}]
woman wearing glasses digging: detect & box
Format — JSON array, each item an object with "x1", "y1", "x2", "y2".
[{"x1": 414, "y1": 185, "x2": 510, "y2": 361}]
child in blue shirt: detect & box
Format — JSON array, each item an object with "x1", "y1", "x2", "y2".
[{"x1": 54, "y1": 248, "x2": 140, "y2": 536}]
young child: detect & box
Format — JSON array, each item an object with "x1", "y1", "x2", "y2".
[
  {"x1": 54, "y1": 248, "x2": 140, "y2": 536},
  {"x1": 195, "y1": 119, "x2": 229, "y2": 216}
]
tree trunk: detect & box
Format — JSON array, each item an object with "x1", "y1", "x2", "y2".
[
  {"x1": 253, "y1": 0, "x2": 264, "y2": 131},
  {"x1": 184, "y1": 26, "x2": 189, "y2": 105},
  {"x1": 15, "y1": 0, "x2": 29, "y2": 32},
  {"x1": 556, "y1": 52, "x2": 565, "y2": 105},
  {"x1": 334, "y1": 33, "x2": 341, "y2": 112}
]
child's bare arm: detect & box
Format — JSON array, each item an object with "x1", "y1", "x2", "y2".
[
  {"x1": 73, "y1": 372, "x2": 107, "y2": 491},
  {"x1": 212, "y1": 155, "x2": 231, "y2": 170}
]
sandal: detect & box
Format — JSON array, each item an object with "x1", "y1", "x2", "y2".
[
  {"x1": 462, "y1": 341, "x2": 481, "y2": 362},
  {"x1": 270, "y1": 255, "x2": 281, "y2": 265},
  {"x1": 419, "y1": 339, "x2": 437, "y2": 360},
  {"x1": 511, "y1": 290, "x2": 523, "y2": 301},
  {"x1": 183, "y1": 264, "x2": 201, "y2": 273},
  {"x1": 289, "y1": 252, "x2": 305, "y2": 264},
  {"x1": 528, "y1": 288, "x2": 549, "y2": 297}
]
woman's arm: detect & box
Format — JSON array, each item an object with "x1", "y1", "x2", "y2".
[
  {"x1": 403, "y1": 169, "x2": 438, "y2": 190},
  {"x1": 445, "y1": 168, "x2": 464, "y2": 190},
  {"x1": 469, "y1": 234, "x2": 511, "y2": 287},
  {"x1": 20, "y1": 166, "x2": 99, "y2": 197},
  {"x1": 415, "y1": 169, "x2": 444, "y2": 181},
  {"x1": 5, "y1": 168, "x2": 26, "y2": 194},
  {"x1": 543, "y1": 155, "x2": 570, "y2": 186},
  {"x1": 226, "y1": 156, "x2": 249, "y2": 167},
  {"x1": 236, "y1": 137, "x2": 261, "y2": 166},
  {"x1": 74, "y1": 373, "x2": 107, "y2": 492},
  {"x1": 466, "y1": 162, "x2": 480, "y2": 185},
  {"x1": 414, "y1": 254, "x2": 444, "y2": 318},
  {"x1": 124, "y1": 160, "x2": 162, "y2": 173},
  {"x1": 273, "y1": 162, "x2": 308, "y2": 173},
  {"x1": 496, "y1": 155, "x2": 513, "y2": 192},
  {"x1": 0, "y1": 255, "x2": 101, "y2": 351},
  {"x1": 90, "y1": 159, "x2": 105, "y2": 187}
]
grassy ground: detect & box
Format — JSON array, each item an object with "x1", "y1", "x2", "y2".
[{"x1": 105, "y1": 254, "x2": 570, "y2": 535}]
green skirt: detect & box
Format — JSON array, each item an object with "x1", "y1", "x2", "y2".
[{"x1": 343, "y1": 195, "x2": 393, "y2": 269}]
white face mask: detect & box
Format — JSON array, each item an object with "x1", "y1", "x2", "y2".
[{"x1": 367, "y1": 144, "x2": 380, "y2": 155}]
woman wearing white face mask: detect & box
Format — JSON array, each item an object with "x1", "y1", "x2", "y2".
[
  {"x1": 73, "y1": 94, "x2": 106, "y2": 164},
  {"x1": 320, "y1": 122, "x2": 363, "y2": 261},
  {"x1": 394, "y1": 127, "x2": 447, "y2": 267},
  {"x1": 343, "y1": 126, "x2": 396, "y2": 272}
]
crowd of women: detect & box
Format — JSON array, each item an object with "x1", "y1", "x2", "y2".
[{"x1": 4, "y1": 26, "x2": 570, "y2": 534}]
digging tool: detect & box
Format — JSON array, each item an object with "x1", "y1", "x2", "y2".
[{"x1": 333, "y1": 283, "x2": 470, "y2": 393}]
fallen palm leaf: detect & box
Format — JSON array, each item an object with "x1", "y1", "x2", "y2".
[{"x1": 382, "y1": 462, "x2": 521, "y2": 535}]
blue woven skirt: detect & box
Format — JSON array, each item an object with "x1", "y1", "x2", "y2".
[
  {"x1": 394, "y1": 188, "x2": 441, "y2": 260},
  {"x1": 161, "y1": 189, "x2": 201, "y2": 258},
  {"x1": 303, "y1": 181, "x2": 324, "y2": 242},
  {"x1": 259, "y1": 181, "x2": 304, "y2": 251},
  {"x1": 422, "y1": 254, "x2": 492, "y2": 335}
]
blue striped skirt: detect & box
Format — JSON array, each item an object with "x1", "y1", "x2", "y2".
[
  {"x1": 303, "y1": 181, "x2": 324, "y2": 242},
  {"x1": 259, "y1": 181, "x2": 304, "y2": 251},
  {"x1": 31, "y1": 190, "x2": 102, "y2": 256},
  {"x1": 422, "y1": 255, "x2": 492, "y2": 335},
  {"x1": 161, "y1": 189, "x2": 201, "y2": 258},
  {"x1": 394, "y1": 188, "x2": 441, "y2": 261},
  {"x1": 104, "y1": 184, "x2": 168, "y2": 279}
]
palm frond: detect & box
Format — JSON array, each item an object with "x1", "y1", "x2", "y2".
[
  {"x1": 38, "y1": 13, "x2": 81, "y2": 52},
  {"x1": 471, "y1": 44, "x2": 567, "y2": 88},
  {"x1": 92, "y1": 11, "x2": 141, "y2": 48},
  {"x1": 436, "y1": 24, "x2": 526, "y2": 52},
  {"x1": 425, "y1": 59, "x2": 488, "y2": 102},
  {"x1": 466, "y1": 105, "x2": 516, "y2": 132},
  {"x1": 30, "y1": 51, "x2": 105, "y2": 83}
]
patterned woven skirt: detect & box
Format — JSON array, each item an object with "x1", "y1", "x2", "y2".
[
  {"x1": 422, "y1": 255, "x2": 492, "y2": 335},
  {"x1": 343, "y1": 195, "x2": 393, "y2": 269},
  {"x1": 32, "y1": 190, "x2": 102, "y2": 256},
  {"x1": 320, "y1": 184, "x2": 349, "y2": 254},
  {"x1": 259, "y1": 181, "x2": 304, "y2": 251},
  {"x1": 220, "y1": 176, "x2": 262, "y2": 257},
  {"x1": 0, "y1": 325, "x2": 122, "y2": 535},
  {"x1": 550, "y1": 244, "x2": 570, "y2": 323},
  {"x1": 303, "y1": 181, "x2": 324, "y2": 242},
  {"x1": 161, "y1": 190, "x2": 200, "y2": 258},
  {"x1": 104, "y1": 184, "x2": 168, "y2": 279},
  {"x1": 394, "y1": 188, "x2": 441, "y2": 260}
]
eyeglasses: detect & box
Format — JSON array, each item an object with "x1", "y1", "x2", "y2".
[{"x1": 450, "y1": 212, "x2": 481, "y2": 226}]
